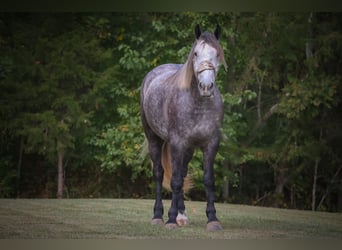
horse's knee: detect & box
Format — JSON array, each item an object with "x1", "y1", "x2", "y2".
[
  {"x1": 170, "y1": 174, "x2": 183, "y2": 193},
  {"x1": 153, "y1": 165, "x2": 164, "y2": 179},
  {"x1": 203, "y1": 175, "x2": 214, "y2": 188}
]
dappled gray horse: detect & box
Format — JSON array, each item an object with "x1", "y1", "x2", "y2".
[{"x1": 140, "y1": 25, "x2": 227, "y2": 231}]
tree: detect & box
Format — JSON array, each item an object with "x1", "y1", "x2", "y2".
[{"x1": 0, "y1": 13, "x2": 109, "y2": 198}]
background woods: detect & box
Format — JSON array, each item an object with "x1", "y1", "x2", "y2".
[{"x1": 0, "y1": 13, "x2": 341, "y2": 212}]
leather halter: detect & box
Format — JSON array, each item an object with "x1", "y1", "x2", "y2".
[{"x1": 197, "y1": 61, "x2": 215, "y2": 74}]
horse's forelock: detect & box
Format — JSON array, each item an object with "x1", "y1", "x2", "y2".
[{"x1": 199, "y1": 32, "x2": 227, "y2": 70}]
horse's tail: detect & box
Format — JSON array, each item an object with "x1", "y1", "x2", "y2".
[{"x1": 161, "y1": 142, "x2": 193, "y2": 193}]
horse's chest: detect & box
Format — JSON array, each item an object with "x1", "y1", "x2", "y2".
[{"x1": 183, "y1": 109, "x2": 221, "y2": 141}]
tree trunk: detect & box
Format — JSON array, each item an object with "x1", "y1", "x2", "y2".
[
  {"x1": 313, "y1": 127, "x2": 323, "y2": 210},
  {"x1": 275, "y1": 173, "x2": 286, "y2": 195},
  {"x1": 317, "y1": 165, "x2": 342, "y2": 211},
  {"x1": 306, "y1": 12, "x2": 314, "y2": 59},
  {"x1": 57, "y1": 150, "x2": 64, "y2": 199},
  {"x1": 223, "y1": 178, "x2": 229, "y2": 202},
  {"x1": 223, "y1": 162, "x2": 230, "y2": 202},
  {"x1": 257, "y1": 77, "x2": 262, "y2": 125},
  {"x1": 226, "y1": 13, "x2": 236, "y2": 91},
  {"x1": 273, "y1": 164, "x2": 287, "y2": 207},
  {"x1": 239, "y1": 166, "x2": 243, "y2": 195},
  {"x1": 290, "y1": 185, "x2": 296, "y2": 209},
  {"x1": 312, "y1": 158, "x2": 319, "y2": 211},
  {"x1": 338, "y1": 182, "x2": 342, "y2": 212},
  {"x1": 16, "y1": 137, "x2": 24, "y2": 198}
]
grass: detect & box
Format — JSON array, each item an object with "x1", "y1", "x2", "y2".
[{"x1": 0, "y1": 199, "x2": 341, "y2": 239}]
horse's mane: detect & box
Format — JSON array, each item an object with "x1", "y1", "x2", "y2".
[{"x1": 174, "y1": 32, "x2": 227, "y2": 90}]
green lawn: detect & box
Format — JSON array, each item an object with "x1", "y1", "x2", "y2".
[{"x1": 0, "y1": 199, "x2": 341, "y2": 239}]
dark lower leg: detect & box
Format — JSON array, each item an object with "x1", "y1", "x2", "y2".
[
  {"x1": 203, "y1": 142, "x2": 219, "y2": 223},
  {"x1": 148, "y1": 139, "x2": 164, "y2": 221},
  {"x1": 177, "y1": 148, "x2": 192, "y2": 216},
  {"x1": 204, "y1": 172, "x2": 218, "y2": 222},
  {"x1": 153, "y1": 163, "x2": 164, "y2": 220},
  {"x1": 166, "y1": 171, "x2": 184, "y2": 224}
]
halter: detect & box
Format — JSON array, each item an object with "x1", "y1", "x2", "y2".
[{"x1": 197, "y1": 61, "x2": 215, "y2": 74}]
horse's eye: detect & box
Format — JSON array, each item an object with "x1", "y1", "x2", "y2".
[{"x1": 194, "y1": 52, "x2": 198, "y2": 57}]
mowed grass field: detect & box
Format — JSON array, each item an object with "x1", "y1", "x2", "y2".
[{"x1": 0, "y1": 199, "x2": 341, "y2": 239}]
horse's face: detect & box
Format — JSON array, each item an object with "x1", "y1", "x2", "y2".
[{"x1": 192, "y1": 41, "x2": 220, "y2": 97}]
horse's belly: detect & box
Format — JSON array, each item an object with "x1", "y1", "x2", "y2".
[{"x1": 145, "y1": 109, "x2": 169, "y2": 140}]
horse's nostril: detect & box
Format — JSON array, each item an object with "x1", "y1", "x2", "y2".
[{"x1": 199, "y1": 82, "x2": 214, "y2": 90}]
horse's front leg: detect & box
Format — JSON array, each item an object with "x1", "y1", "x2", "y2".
[
  {"x1": 203, "y1": 138, "x2": 223, "y2": 231},
  {"x1": 176, "y1": 148, "x2": 194, "y2": 226},
  {"x1": 165, "y1": 143, "x2": 185, "y2": 229}
]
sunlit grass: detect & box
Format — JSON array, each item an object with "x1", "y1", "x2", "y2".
[{"x1": 0, "y1": 199, "x2": 341, "y2": 239}]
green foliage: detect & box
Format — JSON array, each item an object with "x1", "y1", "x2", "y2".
[
  {"x1": 92, "y1": 108, "x2": 150, "y2": 181},
  {"x1": 278, "y1": 76, "x2": 338, "y2": 119},
  {"x1": 0, "y1": 13, "x2": 111, "y2": 197},
  {"x1": 93, "y1": 125, "x2": 147, "y2": 178}
]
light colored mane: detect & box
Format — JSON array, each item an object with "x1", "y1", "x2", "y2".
[{"x1": 175, "y1": 47, "x2": 195, "y2": 90}]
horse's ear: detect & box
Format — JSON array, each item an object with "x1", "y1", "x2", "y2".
[
  {"x1": 195, "y1": 24, "x2": 201, "y2": 39},
  {"x1": 214, "y1": 25, "x2": 221, "y2": 40}
]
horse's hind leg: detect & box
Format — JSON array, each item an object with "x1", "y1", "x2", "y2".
[
  {"x1": 148, "y1": 137, "x2": 165, "y2": 225},
  {"x1": 141, "y1": 107, "x2": 164, "y2": 225}
]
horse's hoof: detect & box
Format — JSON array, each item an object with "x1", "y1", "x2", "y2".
[
  {"x1": 207, "y1": 221, "x2": 223, "y2": 231},
  {"x1": 176, "y1": 213, "x2": 189, "y2": 226},
  {"x1": 165, "y1": 223, "x2": 178, "y2": 230},
  {"x1": 151, "y1": 218, "x2": 164, "y2": 225}
]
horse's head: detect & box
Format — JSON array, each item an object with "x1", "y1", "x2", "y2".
[{"x1": 191, "y1": 25, "x2": 227, "y2": 97}]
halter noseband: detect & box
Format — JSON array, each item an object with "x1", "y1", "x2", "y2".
[{"x1": 197, "y1": 61, "x2": 215, "y2": 74}]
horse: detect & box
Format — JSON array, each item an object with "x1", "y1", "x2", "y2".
[{"x1": 140, "y1": 24, "x2": 227, "y2": 231}]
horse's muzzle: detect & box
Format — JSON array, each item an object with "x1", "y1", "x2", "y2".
[
  {"x1": 197, "y1": 63, "x2": 215, "y2": 97},
  {"x1": 199, "y1": 82, "x2": 214, "y2": 97}
]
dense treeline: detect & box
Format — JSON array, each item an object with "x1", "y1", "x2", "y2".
[{"x1": 0, "y1": 13, "x2": 341, "y2": 211}]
